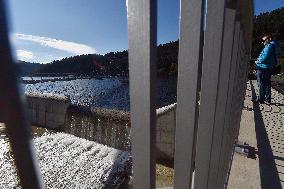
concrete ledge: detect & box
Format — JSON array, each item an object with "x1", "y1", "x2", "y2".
[
  {"x1": 66, "y1": 103, "x2": 177, "y2": 161},
  {"x1": 26, "y1": 92, "x2": 70, "y2": 102},
  {"x1": 26, "y1": 93, "x2": 70, "y2": 129},
  {"x1": 68, "y1": 105, "x2": 130, "y2": 121},
  {"x1": 26, "y1": 92, "x2": 177, "y2": 162},
  {"x1": 156, "y1": 103, "x2": 177, "y2": 117}
]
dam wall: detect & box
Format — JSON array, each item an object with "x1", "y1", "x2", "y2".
[{"x1": 26, "y1": 94, "x2": 176, "y2": 161}]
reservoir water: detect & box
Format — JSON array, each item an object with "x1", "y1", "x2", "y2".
[{"x1": 23, "y1": 77, "x2": 177, "y2": 110}]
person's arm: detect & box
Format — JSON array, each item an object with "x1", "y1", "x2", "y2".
[{"x1": 256, "y1": 44, "x2": 273, "y2": 65}]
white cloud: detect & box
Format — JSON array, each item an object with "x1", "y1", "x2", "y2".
[
  {"x1": 13, "y1": 33, "x2": 97, "y2": 55},
  {"x1": 16, "y1": 50, "x2": 34, "y2": 60}
]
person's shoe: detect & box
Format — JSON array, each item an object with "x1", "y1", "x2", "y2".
[{"x1": 252, "y1": 98, "x2": 264, "y2": 104}]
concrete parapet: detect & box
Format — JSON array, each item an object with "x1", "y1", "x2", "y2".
[
  {"x1": 156, "y1": 103, "x2": 177, "y2": 161},
  {"x1": 65, "y1": 103, "x2": 177, "y2": 161},
  {"x1": 26, "y1": 93, "x2": 176, "y2": 161},
  {"x1": 65, "y1": 106, "x2": 131, "y2": 151},
  {"x1": 26, "y1": 93, "x2": 70, "y2": 129}
]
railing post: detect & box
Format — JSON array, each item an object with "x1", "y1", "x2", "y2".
[
  {"x1": 193, "y1": 0, "x2": 227, "y2": 188},
  {"x1": 173, "y1": 0, "x2": 204, "y2": 188},
  {"x1": 232, "y1": 34, "x2": 247, "y2": 139},
  {"x1": 127, "y1": 0, "x2": 157, "y2": 188},
  {"x1": 231, "y1": 31, "x2": 245, "y2": 138},
  {"x1": 0, "y1": 1, "x2": 44, "y2": 188},
  {"x1": 207, "y1": 8, "x2": 236, "y2": 189},
  {"x1": 222, "y1": 32, "x2": 247, "y2": 187},
  {"x1": 215, "y1": 21, "x2": 241, "y2": 188},
  {"x1": 219, "y1": 29, "x2": 245, "y2": 187}
]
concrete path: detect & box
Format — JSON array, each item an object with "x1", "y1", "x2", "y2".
[{"x1": 228, "y1": 80, "x2": 284, "y2": 189}]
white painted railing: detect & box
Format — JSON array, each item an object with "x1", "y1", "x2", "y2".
[
  {"x1": 128, "y1": 0, "x2": 253, "y2": 189},
  {"x1": 0, "y1": 0, "x2": 253, "y2": 188}
]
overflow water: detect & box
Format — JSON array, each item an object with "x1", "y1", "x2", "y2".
[
  {"x1": 0, "y1": 123, "x2": 54, "y2": 188},
  {"x1": 0, "y1": 124, "x2": 131, "y2": 188},
  {"x1": 65, "y1": 106, "x2": 131, "y2": 151},
  {"x1": 0, "y1": 77, "x2": 176, "y2": 187}
]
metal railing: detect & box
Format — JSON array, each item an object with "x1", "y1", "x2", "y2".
[
  {"x1": 128, "y1": 0, "x2": 253, "y2": 188},
  {"x1": 0, "y1": 0, "x2": 253, "y2": 188},
  {"x1": 0, "y1": 1, "x2": 44, "y2": 188}
]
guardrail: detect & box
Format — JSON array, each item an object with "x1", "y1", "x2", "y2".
[
  {"x1": 0, "y1": 0, "x2": 253, "y2": 188},
  {"x1": 128, "y1": 0, "x2": 253, "y2": 188}
]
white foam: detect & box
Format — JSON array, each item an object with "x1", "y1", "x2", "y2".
[
  {"x1": 156, "y1": 103, "x2": 177, "y2": 115},
  {"x1": 0, "y1": 133, "x2": 131, "y2": 188}
]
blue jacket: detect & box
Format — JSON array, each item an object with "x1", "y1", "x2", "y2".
[{"x1": 256, "y1": 40, "x2": 280, "y2": 69}]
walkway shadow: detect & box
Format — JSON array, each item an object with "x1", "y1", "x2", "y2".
[{"x1": 251, "y1": 80, "x2": 282, "y2": 189}]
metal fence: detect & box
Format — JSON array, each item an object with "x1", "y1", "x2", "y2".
[
  {"x1": 127, "y1": 0, "x2": 253, "y2": 188},
  {"x1": 0, "y1": 0, "x2": 253, "y2": 188}
]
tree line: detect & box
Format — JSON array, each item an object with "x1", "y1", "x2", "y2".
[
  {"x1": 24, "y1": 41, "x2": 179, "y2": 77},
  {"x1": 20, "y1": 7, "x2": 284, "y2": 76}
]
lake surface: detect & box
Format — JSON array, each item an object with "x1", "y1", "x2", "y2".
[{"x1": 23, "y1": 78, "x2": 177, "y2": 110}]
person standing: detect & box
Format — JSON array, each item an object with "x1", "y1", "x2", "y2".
[{"x1": 255, "y1": 34, "x2": 280, "y2": 104}]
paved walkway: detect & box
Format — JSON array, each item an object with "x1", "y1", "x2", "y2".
[{"x1": 229, "y1": 80, "x2": 284, "y2": 189}]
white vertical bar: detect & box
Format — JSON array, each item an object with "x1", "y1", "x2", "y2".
[
  {"x1": 173, "y1": 0, "x2": 204, "y2": 187},
  {"x1": 228, "y1": 30, "x2": 243, "y2": 141},
  {"x1": 218, "y1": 29, "x2": 244, "y2": 187},
  {"x1": 193, "y1": 0, "x2": 227, "y2": 188},
  {"x1": 207, "y1": 8, "x2": 236, "y2": 189},
  {"x1": 233, "y1": 36, "x2": 247, "y2": 137},
  {"x1": 223, "y1": 36, "x2": 247, "y2": 186},
  {"x1": 231, "y1": 32, "x2": 245, "y2": 137},
  {"x1": 127, "y1": 0, "x2": 157, "y2": 188},
  {"x1": 215, "y1": 21, "x2": 241, "y2": 188},
  {"x1": 0, "y1": 1, "x2": 44, "y2": 188}
]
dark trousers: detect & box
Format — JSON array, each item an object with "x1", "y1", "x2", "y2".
[{"x1": 256, "y1": 69, "x2": 272, "y2": 102}]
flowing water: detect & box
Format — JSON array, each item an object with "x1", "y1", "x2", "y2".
[
  {"x1": 0, "y1": 77, "x2": 176, "y2": 187},
  {"x1": 0, "y1": 124, "x2": 130, "y2": 188},
  {"x1": 0, "y1": 123, "x2": 53, "y2": 188}
]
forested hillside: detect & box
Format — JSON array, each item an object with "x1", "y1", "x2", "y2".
[
  {"x1": 35, "y1": 41, "x2": 179, "y2": 77},
  {"x1": 31, "y1": 7, "x2": 284, "y2": 76},
  {"x1": 18, "y1": 61, "x2": 41, "y2": 76}
]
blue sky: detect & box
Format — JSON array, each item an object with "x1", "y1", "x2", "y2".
[
  {"x1": 8, "y1": 0, "x2": 283, "y2": 63},
  {"x1": 254, "y1": 0, "x2": 283, "y2": 15}
]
